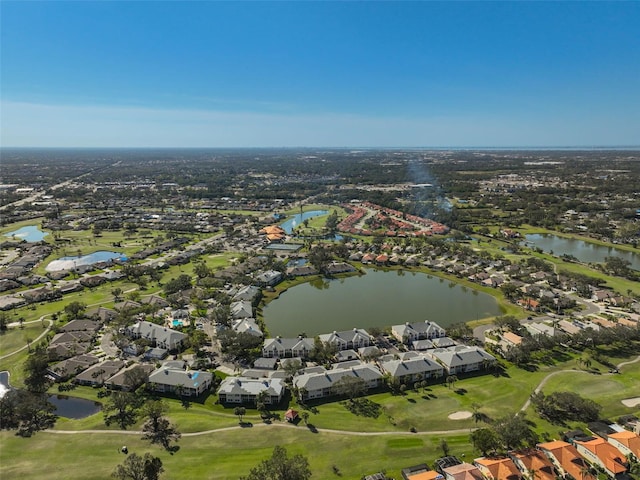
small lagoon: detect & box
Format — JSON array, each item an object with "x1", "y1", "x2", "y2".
[
  {"x1": 46, "y1": 251, "x2": 127, "y2": 272},
  {"x1": 48, "y1": 395, "x2": 102, "y2": 419},
  {"x1": 4, "y1": 225, "x2": 48, "y2": 243}
]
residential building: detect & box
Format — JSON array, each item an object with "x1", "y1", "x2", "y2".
[
  {"x1": 148, "y1": 364, "x2": 213, "y2": 397},
  {"x1": 230, "y1": 300, "x2": 254, "y2": 319},
  {"x1": 125, "y1": 321, "x2": 187, "y2": 351},
  {"x1": 232, "y1": 318, "x2": 263, "y2": 337},
  {"x1": 606, "y1": 430, "x2": 640, "y2": 459},
  {"x1": 402, "y1": 464, "x2": 444, "y2": 480},
  {"x1": 262, "y1": 337, "x2": 315, "y2": 359},
  {"x1": 233, "y1": 285, "x2": 261, "y2": 303},
  {"x1": 537, "y1": 441, "x2": 596, "y2": 480},
  {"x1": 428, "y1": 346, "x2": 496, "y2": 375},
  {"x1": 380, "y1": 355, "x2": 444, "y2": 384},
  {"x1": 74, "y1": 360, "x2": 125, "y2": 386},
  {"x1": 525, "y1": 323, "x2": 557, "y2": 337},
  {"x1": 574, "y1": 437, "x2": 627, "y2": 477},
  {"x1": 474, "y1": 456, "x2": 522, "y2": 480},
  {"x1": 392, "y1": 320, "x2": 447, "y2": 344},
  {"x1": 217, "y1": 376, "x2": 285, "y2": 405},
  {"x1": 254, "y1": 270, "x2": 283, "y2": 287},
  {"x1": 442, "y1": 463, "x2": 484, "y2": 480},
  {"x1": 318, "y1": 328, "x2": 371, "y2": 351},
  {"x1": 47, "y1": 354, "x2": 99, "y2": 382},
  {"x1": 509, "y1": 450, "x2": 556, "y2": 480},
  {"x1": 105, "y1": 364, "x2": 155, "y2": 391},
  {"x1": 293, "y1": 362, "x2": 383, "y2": 401}
]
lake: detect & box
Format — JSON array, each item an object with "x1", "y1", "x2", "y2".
[
  {"x1": 4, "y1": 225, "x2": 48, "y2": 242},
  {"x1": 279, "y1": 210, "x2": 328, "y2": 234},
  {"x1": 263, "y1": 269, "x2": 502, "y2": 337},
  {"x1": 46, "y1": 250, "x2": 127, "y2": 272},
  {"x1": 48, "y1": 394, "x2": 102, "y2": 419},
  {"x1": 525, "y1": 234, "x2": 640, "y2": 270}
]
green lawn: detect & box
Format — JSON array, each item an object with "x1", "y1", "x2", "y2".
[
  {"x1": 0, "y1": 428, "x2": 475, "y2": 480},
  {"x1": 0, "y1": 322, "x2": 48, "y2": 357},
  {"x1": 2, "y1": 357, "x2": 639, "y2": 479}
]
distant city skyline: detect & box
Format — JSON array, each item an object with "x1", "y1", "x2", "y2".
[{"x1": 1, "y1": 2, "x2": 639, "y2": 148}]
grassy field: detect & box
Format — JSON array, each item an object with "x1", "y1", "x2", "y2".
[
  {"x1": 0, "y1": 322, "x2": 48, "y2": 357},
  {"x1": 0, "y1": 428, "x2": 476, "y2": 480},
  {"x1": 2, "y1": 357, "x2": 638, "y2": 479}
]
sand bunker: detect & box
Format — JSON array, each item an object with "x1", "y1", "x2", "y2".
[
  {"x1": 622, "y1": 397, "x2": 640, "y2": 408},
  {"x1": 448, "y1": 411, "x2": 472, "y2": 420}
]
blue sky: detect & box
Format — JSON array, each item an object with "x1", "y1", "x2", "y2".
[{"x1": 1, "y1": 1, "x2": 639, "y2": 147}]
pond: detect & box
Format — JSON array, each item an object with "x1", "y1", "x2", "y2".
[
  {"x1": 4, "y1": 225, "x2": 48, "y2": 242},
  {"x1": 48, "y1": 394, "x2": 102, "y2": 419},
  {"x1": 279, "y1": 210, "x2": 328, "y2": 234},
  {"x1": 263, "y1": 269, "x2": 502, "y2": 337},
  {"x1": 525, "y1": 234, "x2": 640, "y2": 270},
  {"x1": 46, "y1": 251, "x2": 128, "y2": 272}
]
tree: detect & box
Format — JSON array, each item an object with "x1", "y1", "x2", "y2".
[
  {"x1": 530, "y1": 391, "x2": 601, "y2": 424},
  {"x1": 301, "y1": 411, "x2": 310, "y2": 425},
  {"x1": 193, "y1": 261, "x2": 211, "y2": 279},
  {"x1": 0, "y1": 312, "x2": 9, "y2": 332},
  {"x1": 112, "y1": 288, "x2": 124, "y2": 302},
  {"x1": 112, "y1": 453, "x2": 164, "y2": 480},
  {"x1": 440, "y1": 438, "x2": 450, "y2": 456},
  {"x1": 282, "y1": 359, "x2": 303, "y2": 381},
  {"x1": 603, "y1": 256, "x2": 632, "y2": 277},
  {"x1": 163, "y1": 274, "x2": 192, "y2": 295},
  {"x1": 325, "y1": 210, "x2": 339, "y2": 234},
  {"x1": 493, "y1": 413, "x2": 538, "y2": 450},
  {"x1": 308, "y1": 245, "x2": 332, "y2": 274},
  {"x1": 446, "y1": 375, "x2": 458, "y2": 389},
  {"x1": 104, "y1": 391, "x2": 141, "y2": 429},
  {"x1": 0, "y1": 389, "x2": 57, "y2": 437},
  {"x1": 141, "y1": 401, "x2": 181, "y2": 451},
  {"x1": 333, "y1": 376, "x2": 367, "y2": 401},
  {"x1": 234, "y1": 406, "x2": 246, "y2": 423},
  {"x1": 23, "y1": 346, "x2": 51, "y2": 393},
  {"x1": 64, "y1": 301, "x2": 87, "y2": 320},
  {"x1": 309, "y1": 337, "x2": 337, "y2": 365},
  {"x1": 240, "y1": 445, "x2": 312, "y2": 480},
  {"x1": 189, "y1": 329, "x2": 209, "y2": 355},
  {"x1": 123, "y1": 365, "x2": 150, "y2": 391},
  {"x1": 471, "y1": 402, "x2": 484, "y2": 424},
  {"x1": 470, "y1": 428, "x2": 501, "y2": 456}
]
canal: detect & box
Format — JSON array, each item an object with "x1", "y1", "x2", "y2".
[{"x1": 525, "y1": 234, "x2": 640, "y2": 270}]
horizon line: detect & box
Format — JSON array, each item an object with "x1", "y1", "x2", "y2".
[{"x1": 2, "y1": 145, "x2": 640, "y2": 151}]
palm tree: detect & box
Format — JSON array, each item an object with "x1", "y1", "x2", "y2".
[
  {"x1": 301, "y1": 412, "x2": 310, "y2": 425},
  {"x1": 234, "y1": 406, "x2": 246, "y2": 423},
  {"x1": 446, "y1": 375, "x2": 458, "y2": 389},
  {"x1": 471, "y1": 402, "x2": 483, "y2": 424}
]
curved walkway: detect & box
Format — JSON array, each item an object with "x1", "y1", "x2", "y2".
[
  {"x1": 0, "y1": 316, "x2": 53, "y2": 360},
  {"x1": 519, "y1": 354, "x2": 640, "y2": 412},
  {"x1": 40, "y1": 353, "x2": 640, "y2": 439},
  {"x1": 44, "y1": 422, "x2": 476, "y2": 437}
]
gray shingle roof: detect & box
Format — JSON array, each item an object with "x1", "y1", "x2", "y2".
[
  {"x1": 429, "y1": 346, "x2": 495, "y2": 367},
  {"x1": 293, "y1": 363, "x2": 382, "y2": 391},
  {"x1": 148, "y1": 366, "x2": 213, "y2": 389},
  {"x1": 380, "y1": 356, "x2": 444, "y2": 377}
]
